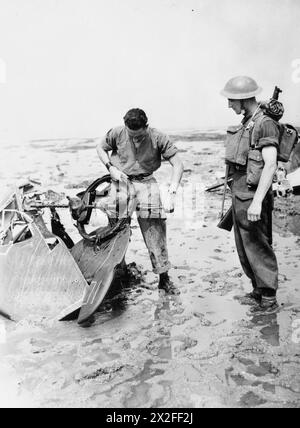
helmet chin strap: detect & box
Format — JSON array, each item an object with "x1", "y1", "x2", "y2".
[
  {"x1": 245, "y1": 103, "x2": 261, "y2": 130},
  {"x1": 240, "y1": 100, "x2": 246, "y2": 115}
]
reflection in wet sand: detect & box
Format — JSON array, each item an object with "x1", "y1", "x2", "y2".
[{"x1": 251, "y1": 313, "x2": 280, "y2": 347}]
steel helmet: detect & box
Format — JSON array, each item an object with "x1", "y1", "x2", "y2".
[{"x1": 221, "y1": 76, "x2": 262, "y2": 100}]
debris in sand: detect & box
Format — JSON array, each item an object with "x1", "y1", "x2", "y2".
[
  {"x1": 193, "y1": 312, "x2": 212, "y2": 326},
  {"x1": 76, "y1": 362, "x2": 127, "y2": 383}
]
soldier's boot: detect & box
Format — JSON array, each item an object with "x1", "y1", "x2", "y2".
[
  {"x1": 158, "y1": 272, "x2": 180, "y2": 295},
  {"x1": 250, "y1": 296, "x2": 279, "y2": 315}
]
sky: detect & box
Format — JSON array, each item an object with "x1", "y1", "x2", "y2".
[{"x1": 0, "y1": 0, "x2": 300, "y2": 142}]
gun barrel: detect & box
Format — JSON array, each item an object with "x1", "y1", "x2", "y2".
[
  {"x1": 272, "y1": 86, "x2": 282, "y2": 100},
  {"x1": 30, "y1": 204, "x2": 69, "y2": 209},
  {"x1": 30, "y1": 203, "x2": 98, "y2": 209}
]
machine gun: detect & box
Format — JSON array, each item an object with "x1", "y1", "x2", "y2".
[
  {"x1": 205, "y1": 178, "x2": 233, "y2": 192},
  {"x1": 261, "y1": 85, "x2": 284, "y2": 121}
]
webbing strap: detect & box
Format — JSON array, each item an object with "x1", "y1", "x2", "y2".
[{"x1": 250, "y1": 114, "x2": 265, "y2": 149}]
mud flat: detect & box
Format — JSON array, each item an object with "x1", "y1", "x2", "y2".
[{"x1": 1, "y1": 134, "x2": 300, "y2": 408}]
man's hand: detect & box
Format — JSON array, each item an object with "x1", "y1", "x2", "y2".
[
  {"x1": 247, "y1": 200, "x2": 262, "y2": 222},
  {"x1": 109, "y1": 166, "x2": 128, "y2": 183},
  {"x1": 164, "y1": 190, "x2": 176, "y2": 213}
]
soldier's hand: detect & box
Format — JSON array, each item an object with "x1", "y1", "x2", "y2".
[
  {"x1": 110, "y1": 166, "x2": 128, "y2": 183},
  {"x1": 247, "y1": 200, "x2": 262, "y2": 222}
]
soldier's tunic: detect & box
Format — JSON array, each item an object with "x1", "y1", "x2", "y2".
[
  {"x1": 225, "y1": 110, "x2": 279, "y2": 292},
  {"x1": 100, "y1": 126, "x2": 178, "y2": 274}
]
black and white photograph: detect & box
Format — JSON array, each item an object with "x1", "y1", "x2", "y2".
[{"x1": 0, "y1": 0, "x2": 300, "y2": 410}]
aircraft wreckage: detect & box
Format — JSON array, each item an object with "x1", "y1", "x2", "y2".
[{"x1": 0, "y1": 176, "x2": 135, "y2": 325}]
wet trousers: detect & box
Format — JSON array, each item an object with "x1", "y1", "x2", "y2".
[
  {"x1": 104, "y1": 177, "x2": 171, "y2": 275},
  {"x1": 231, "y1": 172, "x2": 278, "y2": 292}
]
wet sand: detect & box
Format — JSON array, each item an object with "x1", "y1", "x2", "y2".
[{"x1": 1, "y1": 133, "x2": 300, "y2": 408}]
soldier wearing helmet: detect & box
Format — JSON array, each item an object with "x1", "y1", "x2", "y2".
[{"x1": 221, "y1": 76, "x2": 279, "y2": 313}]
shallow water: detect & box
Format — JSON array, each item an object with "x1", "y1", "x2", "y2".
[{"x1": 1, "y1": 133, "x2": 300, "y2": 408}]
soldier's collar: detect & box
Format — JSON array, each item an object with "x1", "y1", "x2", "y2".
[{"x1": 242, "y1": 106, "x2": 261, "y2": 126}]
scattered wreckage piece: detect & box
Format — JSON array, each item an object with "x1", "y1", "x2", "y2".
[
  {"x1": 0, "y1": 184, "x2": 88, "y2": 322},
  {"x1": 273, "y1": 166, "x2": 300, "y2": 197},
  {"x1": 71, "y1": 224, "x2": 131, "y2": 324},
  {"x1": 0, "y1": 213, "x2": 88, "y2": 321}
]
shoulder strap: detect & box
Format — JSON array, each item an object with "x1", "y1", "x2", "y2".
[{"x1": 250, "y1": 114, "x2": 269, "y2": 149}]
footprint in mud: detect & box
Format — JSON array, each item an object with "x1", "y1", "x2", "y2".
[
  {"x1": 252, "y1": 381, "x2": 276, "y2": 394},
  {"x1": 238, "y1": 357, "x2": 254, "y2": 366},
  {"x1": 246, "y1": 361, "x2": 280, "y2": 377},
  {"x1": 239, "y1": 391, "x2": 268, "y2": 408},
  {"x1": 227, "y1": 357, "x2": 278, "y2": 400},
  {"x1": 146, "y1": 337, "x2": 172, "y2": 360},
  {"x1": 229, "y1": 373, "x2": 252, "y2": 387}
]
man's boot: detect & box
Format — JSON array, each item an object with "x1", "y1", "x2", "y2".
[
  {"x1": 250, "y1": 295, "x2": 279, "y2": 314},
  {"x1": 158, "y1": 272, "x2": 180, "y2": 295},
  {"x1": 235, "y1": 288, "x2": 262, "y2": 305}
]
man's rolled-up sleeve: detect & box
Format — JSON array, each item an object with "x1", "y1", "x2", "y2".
[
  {"x1": 158, "y1": 133, "x2": 178, "y2": 160},
  {"x1": 256, "y1": 119, "x2": 280, "y2": 150},
  {"x1": 100, "y1": 128, "x2": 116, "y2": 151}
]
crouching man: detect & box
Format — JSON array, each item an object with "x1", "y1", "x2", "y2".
[
  {"x1": 96, "y1": 108, "x2": 184, "y2": 294},
  {"x1": 221, "y1": 76, "x2": 279, "y2": 313}
]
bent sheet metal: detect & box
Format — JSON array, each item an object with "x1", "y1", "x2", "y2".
[{"x1": 0, "y1": 177, "x2": 134, "y2": 324}]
